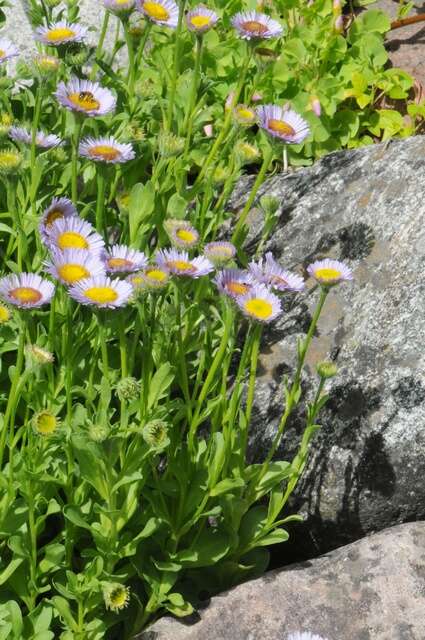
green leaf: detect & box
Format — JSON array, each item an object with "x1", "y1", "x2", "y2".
[
  {"x1": 255, "y1": 527, "x2": 289, "y2": 547},
  {"x1": 175, "y1": 528, "x2": 231, "y2": 567},
  {"x1": 129, "y1": 181, "x2": 156, "y2": 245},
  {"x1": 166, "y1": 193, "x2": 187, "y2": 219},
  {"x1": 51, "y1": 597, "x2": 78, "y2": 632},
  {"x1": 210, "y1": 477, "x2": 245, "y2": 497},
  {"x1": 0, "y1": 558, "x2": 24, "y2": 585},
  {"x1": 147, "y1": 362, "x2": 175, "y2": 410}
]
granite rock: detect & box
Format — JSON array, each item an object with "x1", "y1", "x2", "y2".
[
  {"x1": 138, "y1": 522, "x2": 425, "y2": 640},
  {"x1": 229, "y1": 136, "x2": 425, "y2": 559}
]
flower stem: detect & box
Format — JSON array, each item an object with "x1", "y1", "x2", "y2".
[
  {"x1": 98, "y1": 314, "x2": 110, "y2": 382},
  {"x1": 231, "y1": 144, "x2": 273, "y2": 247},
  {"x1": 165, "y1": 0, "x2": 187, "y2": 131},
  {"x1": 95, "y1": 167, "x2": 106, "y2": 235},
  {"x1": 90, "y1": 9, "x2": 110, "y2": 80},
  {"x1": 182, "y1": 36, "x2": 203, "y2": 160},
  {"x1": 30, "y1": 87, "x2": 42, "y2": 219},
  {"x1": 124, "y1": 21, "x2": 136, "y2": 110},
  {"x1": 71, "y1": 118, "x2": 83, "y2": 205},
  {"x1": 241, "y1": 323, "x2": 262, "y2": 460}
]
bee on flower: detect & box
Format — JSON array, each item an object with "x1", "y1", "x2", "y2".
[
  {"x1": 10, "y1": 126, "x2": 62, "y2": 149},
  {"x1": 156, "y1": 249, "x2": 213, "y2": 278},
  {"x1": 68, "y1": 275, "x2": 133, "y2": 308},
  {"x1": 186, "y1": 6, "x2": 218, "y2": 34},
  {"x1": 47, "y1": 217, "x2": 105, "y2": 254},
  {"x1": 249, "y1": 253, "x2": 305, "y2": 292},
  {"x1": 35, "y1": 22, "x2": 87, "y2": 46},
  {"x1": 0, "y1": 39, "x2": 19, "y2": 64},
  {"x1": 102, "y1": 245, "x2": 148, "y2": 273},
  {"x1": 257, "y1": 104, "x2": 310, "y2": 144},
  {"x1": 45, "y1": 248, "x2": 106, "y2": 286},
  {"x1": 39, "y1": 197, "x2": 78, "y2": 245},
  {"x1": 55, "y1": 77, "x2": 116, "y2": 117},
  {"x1": 231, "y1": 11, "x2": 283, "y2": 40},
  {"x1": 0, "y1": 273, "x2": 55, "y2": 309},
  {"x1": 307, "y1": 258, "x2": 353, "y2": 286},
  {"x1": 136, "y1": 0, "x2": 179, "y2": 28},
  {"x1": 79, "y1": 136, "x2": 135, "y2": 164},
  {"x1": 237, "y1": 283, "x2": 282, "y2": 323}
]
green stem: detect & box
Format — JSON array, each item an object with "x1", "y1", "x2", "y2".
[
  {"x1": 27, "y1": 479, "x2": 38, "y2": 610},
  {"x1": 231, "y1": 144, "x2": 273, "y2": 247},
  {"x1": 98, "y1": 314, "x2": 109, "y2": 382},
  {"x1": 135, "y1": 22, "x2": 152, "y2": 70},
  {"x1": 182, "y1": 36, "x2": 203, "y2": 158},
  {"x1": 90, "y1": 10, "x2": 110, "y2": 80},
  {"x1": 165, "y1": 0, "x2": 187, "y2": 131},
  {"x1": 6, "y1": 179, "x2": 24, "y2": 270},
  {"x1": 95, "y1": 168, "x2": 106, "y2": 235},
  {"x1": 242, "y1": 324, "x2": 262, "y2": 459},
  {"x1": 65, "y1": 298, "x2": 73, "y2": 430},
  {"x1": 124, "y1": 21, "x2": 136, "y2": 109},
  {"x1": 71, "y1": 118, "x2": 83, "y2": 205},
  {"x1": 30, "y1": 87, "x2": 42, "y2": 219}
]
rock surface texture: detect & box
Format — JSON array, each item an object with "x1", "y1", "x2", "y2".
[
  {"x1": 138, "y1": 522, "x2": 425, "y2": 640},
  {"x1": 229, "y1": 135, "x2": 425, "y2": 560}
]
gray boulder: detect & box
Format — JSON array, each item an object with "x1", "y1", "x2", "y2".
[
  {"x1": 229, "y1": 135, "x2": 425, "y2": 559},
  {"x1": 139, "y1": 522, "x2": 425, "y2": 640}
]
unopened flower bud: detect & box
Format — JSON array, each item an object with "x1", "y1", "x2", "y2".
[
  {"x1": 142, "y1": 420, "x2": 170, "y2": 449},
  {"x1": 88, "y1": 422, "x2": 109, "y2": 442},
  {"x1": 212, "y1": 166, "x2": 230, "y2": 185},
  {"x1": 334, "y1": 15, "x2": 344, "y2": 33},
  {"x1": 260, "y1": 195, "x2": 280, "y2": 216},
  {"x1": 157, "y1": 132, "x2": 185, "y2": 158},
  {"x1": 26, "y1": 344, "x2": 54, "y2": 366},
  {"x1": 310, "y1": 96, "x2": 321, "y2": 117},
  {"x1": 203, "y1": 123, "x2": 213, "y2": 137},
  {"x1": 316, "y1": 361, "x2": 338, "y2": 379},
  {"x1": 333, "y1": 0, "x2": 342, "y2": 15},
  {"x1": 116, "y1": 377, "x2": 140, "y2": 402}
]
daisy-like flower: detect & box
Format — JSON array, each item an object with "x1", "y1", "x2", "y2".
[
  {"x1": 79, "y1": 136, "x2": 135, "y2": 164},
  {"x1": 307, "y1": 258, "x2": 353, "y2": 286},
  {"x1": 204, "y1": 241, "x2": 236, "y2": 267},
  {"x1": 0, "y1": 273, "x2": 55, "y2": 309},
  {"x1": 237, "y1": 283, "x2": 282, "y2": 323},
  {"x1": 0, "y1": 39, "x2": 19, "y2": 63},
  {"x1": 103, "y1": 583, "x2": 130, "y2": 612},
  {"x1": 102, "y1": 245, "x2": 148, "y2": 273},
  {"x1": 128, "y1": 265, "x2": 170, "y2": 291},
  {"x1": 215, "y1": 268, "x2": 254, "y2": 299},
  {"x1": 0, "y1": 303, "x2": 11, "y2": 324},
  {"x1": 39, "y1": 197, "x2": 78, "y2": 245},
  {"x1": 231, "y1": 11, "x2": 283, "y2": 40},
  {"x1": 34, "y1": 54, "x2": 60, "y2": 75},
  {"x1": 136, "y1": 0, "x2": 179, "y2": 28},
  {"x1": 35, "y1": 21, "x2": 87, "y2": 46},
  {"x1": 10, "y1": 126, "x2": 62, "y2": 149},
  {"x1": 68, "y1": 275, "x2": 133, "y2": 308},
  {"x1": 33, "y1": 410, "x2": 60, "y2": 436},
  {"x1": 257, "y1": 104, "x2": 310, "y2": 144},
  {"x1": 235, "y1": 140, "x2": 261, "y2": 164},
  {"x1": 104, "y1": 0, "x2": 135, "y2": 13},
  {"x1": 249, "y1": 253, "x2": 305, "y2": 292},
  {"x1": 0, "y1": 149, "x2": 22, "y2": 175},
  {"x1": 45, "y1": 249, "x2": 106, "y2": 286},
  {"x1": 186, "y1": 5, "x2": 218, "y2": 33},
  {"x1": 234, "y1": 104, "x2": 257, "y2": 126},
  {"x1": 48, "y1": 217, "x2": 105, "y2": 255},
  {"x1": 164, "y1": 219, "x2": 200, "y2": 249},
  {"x1": 156, "y1": 249, "x2": 213, "y2": 278},
  {"x1": 55, "y1": 77, "x2": 116, "y2": 117}
]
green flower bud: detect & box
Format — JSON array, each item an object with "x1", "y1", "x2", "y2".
[
  {"x1": 157, "y1": 132, "x2": 185, "y2": 158},
  {"x1": 142, "y1": 420, "x2": 170, "y2": 450},
  {"x1": 316, "y1": 361, "x2": 338, "y2": 379},
  {"x1": 260, "y1": 195, "x2": 280, "y2": 216},
  {"x1": 88, "y1": 423, "x2": 110, "y2": 443},
  {"x1": 116, "y1": 377, "x2": 140, "y2": 402}
]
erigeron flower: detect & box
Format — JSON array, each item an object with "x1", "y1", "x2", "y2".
[
  {"x1": 39, "y1": 197, "x2": 78, "y2": 245},
  {"x1": 307, "y1": 258, "x2": 353, "y2": 286},
  {"x1": 45, "y1": 249, "x2": 106, "y2": 286},
  {"x1": 0, "y1": 113, "x2": 12, "y2": 137},
  {"x1": 0, "y1": 304, "x2": 11, "y2": 324},
  {"x1": 104, "y1": 0, "x2": 135, "y2": 14},
  {"x1": 0, "y1": 149, "x2": 22, "y2": 175},
  {"x1": 34, "y1": 54, "x2": 60, "y2": 75},
  {"x1": 136, "y1": 0, "x2": 179, "y2": 28},
  {"x1": 316, "y1": 361, "x2": 338, "y2": 379},
  {"x1": 231, "y1": 11, "x2": 283, "y2": 40},
  {"x1": 35, "y1": 22, "x2": 87, "y2": 46},
  {"x1": 257, "y1": 104, "x2": 310, "y2": 144},
  {"x1": 9, "y1": 126, "x2": 62, "y2": 149},
  {"x1": 234, "y1": 104, "x2": 257, "y2": 126},
  {"x1": 235, "y1": 140, "x2": 260, "y2": 164},
  {"x1": 116, "y1": 377, "x2": 140, "y2": 402},
  {"x1": 55, "y1": 77, "x2": 116, "y2": 117},
  {"x1": 102, "y1": 245, "x2": 148, "y2": 274},
  {"x1": 0, "y1": 39, "x2": 19, "y2": 63},
  {"x1": 215, "y1": 269, "x2": 254, "y2": 299},
  {"x1": 68, "y1": 275, "x2": 133, "y2": 308},
  {"x1": 186, "y1": 6, "x2": 218, "y2": 33},
  {"x1": 48, "y1": 217, "x2": 105, "y2": 255},
  {"x1": 164, "y1": 219, "x2": 200, "y2": 249},
  {"x1": 0, "y1": 273, "x2": 55, "y2": 309},
  {"x1": 79, "y1": 136, "x2": 135, "y2": 164},
  {"x1": 128, "y1": 265, "x2": 170, "y2": 291},
  {"x1": 142, "y1": 419, "x2": 170, "y2": 449},
  {"x1": 103, "y1": 583, "x2": 130, "y2": 612},
  {"x1": 33, "y1": 410, "x2": 60, "y2": 436},
  {"x1": 249, "y1": 253, "x2": 305, "y2": 292},
  {"x1": 156, "y1": 249, "x2": 213, "y2": 278},
  {"x1": 204, "y1": 242, "x2": 236, "y2": 267},
  {"x1": 88, "y1": 422, "x2": 110, "y2": 442},
  {"x1": 237, "y1": 283, "x2": 282, "y2": 323}
]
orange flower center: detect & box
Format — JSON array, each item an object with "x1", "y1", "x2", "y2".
[
  {"x1": 10, "y1": 287, "x2": 42, "y2": 304},
  {"x1": 108, "y1": 257, "x2": 133, "y2": 269},
  {"x1": 69, "y1": 91, "x2": 100, "y2": 112},
  {"x1": 241, "y1": 20, "x2": 268, "y2": 35},
  {"x1": 267, "y1": 119, "x2": 295, "y2": 136},
  {"x1": 89, "y1": 145, "x2": 121, "y2": 161},
  {"x1": 227, "y1": 282, "x2": 249, "y2": 296},
  {"x1": 167, "y1": 260, "x2": 196, "y2": 273}
]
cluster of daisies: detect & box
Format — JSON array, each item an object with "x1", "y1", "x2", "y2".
[{"x1": 0, "y1": 190, "x2": 353, "y2": 322}]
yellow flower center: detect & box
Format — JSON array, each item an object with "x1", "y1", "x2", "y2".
[
  {"x1": 116, "y1": 0, "x2": 131, "y2": 4},
  {"x1": 0, "y1": 50, "x2": 5, "y2": 59},
  {"x1": 89, "y1": 145, "x2": 121, "y2": 161},
  {"x1": 58, "y1": 231, "x2": 89, "y2": 250},
  {"x1": 0, "y1": 152, "x2": 20, "y2": 168},
  {"x1": 46, "y1": 27, "x2": 76, "y2": 42},
  {"x1": 241, "y1": 20, "x2": 268, "y2": 34},
  {"x1": 108, "y1": 257, "x2": 133, "y2": 269},
  {"x1": 176, "y1": 228, "x2": 197, "y2": 243},
  {"x1": 10, "y1": 287, "x2": 42, "y2": 305},
  {"x1": 45, "y1": 209, "x2": 64, "y2": 228},
  {"x1": 143, "y1": 2, "x2": 169, "y2": 20},
  {"x1": 110, "y1": 588, "x2": 128, "y2": 608},
  {"x1": 314, "y1": 267, "x2": 341, "y2": 282},
  {"x1": 244, "y1": 298, "x2": 273, "y2": 319},
  {"x1": 145, "y1": 268, "x2": 168, "y2": 282},
  {"x1": 58, "y1": 263, "x2": 90, "y2": 284},
  {"x1": 190, "y1": 15, "x2": 211, "y2": 28},
  {"x1": 0, "y1": 304, "x2": 10, "y2": 323},
  {"x1": 236, "y1": 107, "x2": 255, "y2": 121},
  {"x1": 69, "y1": 91, "x2": 100, "y2": 112},
  {"x1": 38, "y1": 56, "x2": 59, "y2": 70},
  {"x1": 167, "y1": 260, "x2": 196, "y2": 273},
  {"x1": 267, "y1": 119, "x2": 295, "y2": 136},
  {"x1": 35, "y1": 412, "x2": 58, "y2": 435},
  {"x1": 84, "y1": 286, "x2": 118, "y2": 304},
  {"x1": 227, "y1": 282, "x2": 249, "y2": 296}
]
